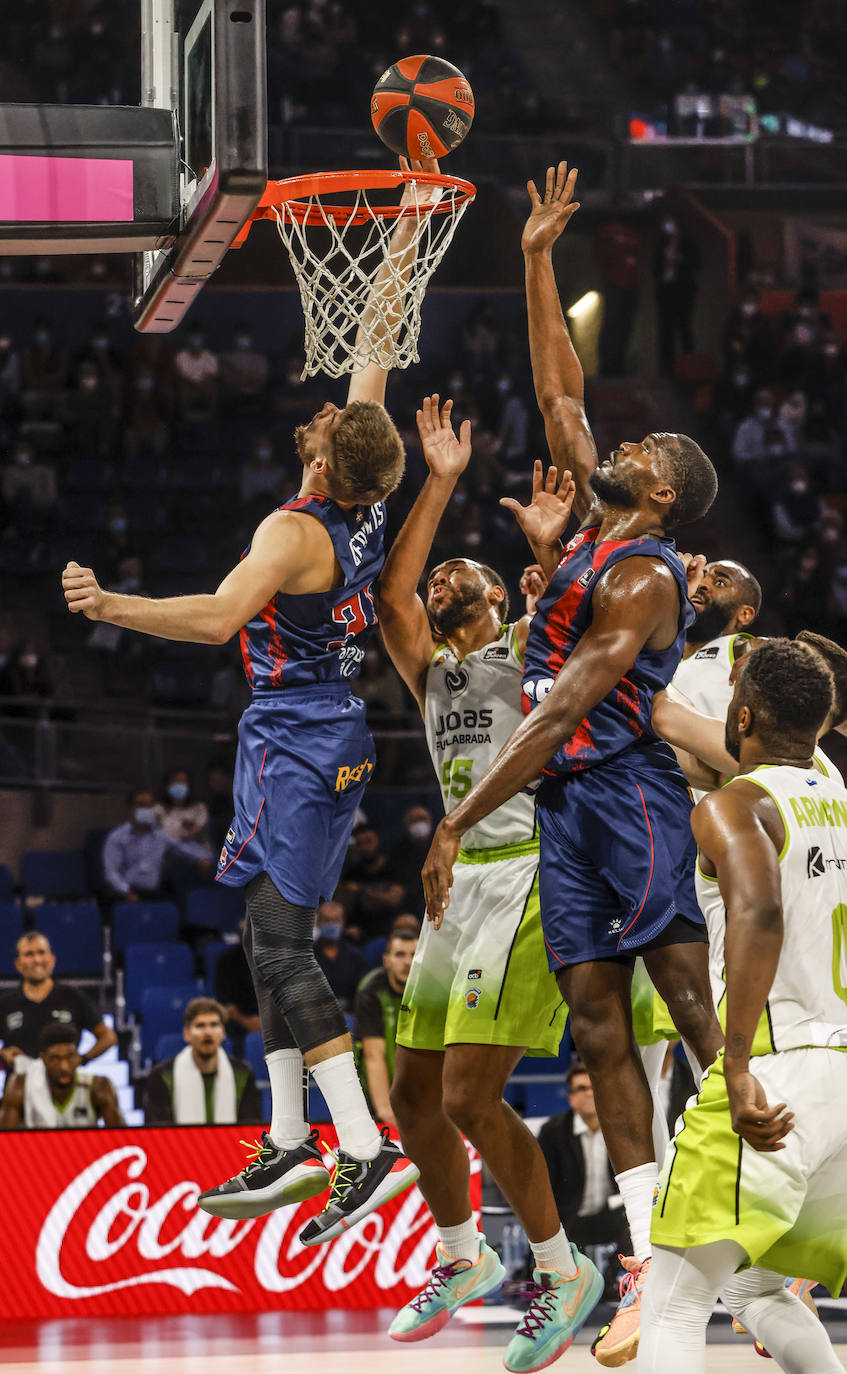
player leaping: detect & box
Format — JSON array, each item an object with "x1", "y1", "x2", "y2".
[
  {"x1": 378, "y1": 396, "x2": 602, "y2": 1373},
  {"x1": 423, "y1": 162, "x2": 724, "y2": 1367},
  {"x1": 60, "y1": 163, "x2": 443, "y2": 1245}
]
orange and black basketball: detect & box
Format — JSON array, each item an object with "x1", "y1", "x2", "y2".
[{"x1": 371, "y1": 55, "x2": 474, "y2": 160}]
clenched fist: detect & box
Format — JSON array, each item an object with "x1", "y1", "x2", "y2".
[{"x1": 62, "y1": 561, "x2": 105, "y2": 619}]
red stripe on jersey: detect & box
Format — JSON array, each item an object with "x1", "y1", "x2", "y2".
[
  {"x1": 542, "y1": 534, "x2": 634, "y2": 679},
  {"x1": 258, "y1": 600, "x2": 288, "y2": 688},
  {"x1": 217, "y1": 797, "x2": 265, "y2": 878},
  {"x1": 618, "y1": 782, "x2": 655, "y2": 945},
  {"x1": 239, "y1": 625, "x2": 254, "y2": 686},
  {"x1": 283, "y1": 495, "x2": 327, "y2": 510}
]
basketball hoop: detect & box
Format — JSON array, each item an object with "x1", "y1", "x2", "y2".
[{"x1": 234, "y1": 169, "x2": 476, "y2": 378}]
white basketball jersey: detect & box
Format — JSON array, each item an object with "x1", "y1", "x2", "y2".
[
  {"x1": 424, "y1": 624, "x2": 536, "y2": 851},
  {"x1": 23, "y1": 1063, "x2": 98, "y2": 1127},
  {"x1": 672, "y1": 633, "x2": 753, "y2": 718},
  {"x1": 696, "y1": 763, "x2": 847, "y2": 1054}
]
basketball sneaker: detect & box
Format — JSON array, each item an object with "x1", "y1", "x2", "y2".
[
  {"x1": 197, "y1": 1128, "x2": 330, "y2": 1219},
  {"x1": 389, "y1": 1237, "x2": 505, "y2": 1342},
  {"x1": 731, "y1": 1276, "x2": 819, "y2": 1358},
  {"x1": 298, "y1": 1126, "x2": 419, "y2": 1246},
  {"x1": 502, "y1": 1246, "x2": 604, "y2": 1373},
  {"x1": 591, "y1": 1254, "x2": 651, "y2": 1367}
]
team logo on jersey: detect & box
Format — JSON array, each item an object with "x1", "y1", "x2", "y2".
[
  {"x1": 806, "y1": 777, "x2": 818, "y2": 786},
  {"x1": 7, "y1": 1011, "x2": 22, "y2": 1030},
  {"x1": 226, "y1": 828, "x2": 235, "y2": 846},
  {"x1": 335, "y1": 758, "x2": 375, "y2": 792},
  {"x1": 609, "y1": 918, "x2": 623, "y2": 933},
  {"x1": 483, "y1": 645, "x2": 509, "y2": 662},
  {"x1": 576, "y1": 568, "x2": 595, "y2": 589},
  {"x1": 467, "y1": 968, "x2": 482, "y2": 980},
  {"x1": 444, "y1": 666, "x2": 469, "y2": 698},
  {"x1": 807, "y1": 845, "x2": 847, "y2": 878},
  {"x1": 219, "y1": 846, "x2": 228, "y2": 866},
  {"x1": 523, "y1": 677, "x2": 554, "y2": 704},
  {"x1": 464, "y1": 986, "x2": 482, "y2": 1010},
  {"x1": 694, "y1": 646, "x2": 720, "y2": 660}
]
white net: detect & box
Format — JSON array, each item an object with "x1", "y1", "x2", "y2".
[{"x1": 273, "y1": 176, "x2": 474, "y2": 379}]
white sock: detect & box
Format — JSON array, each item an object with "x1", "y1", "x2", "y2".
[
  {"x1": 309, "y1": 1052, "x2": 382, "y2": 1160},
  {"x1": 615, "y1": 1161, "x2": 658, "y2": 1263},
  {"x1": 437, "y1": 1216, "x2": 481, "y2": 1264},
  {"x1": 265, "y1": 1048, "x2": 308, "y2": 1149},
  {"x1": 530, "y1": 1225, "x2": 578, "y2": 1277}
]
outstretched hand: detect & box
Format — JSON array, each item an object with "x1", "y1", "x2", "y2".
[
  {"x1": 416, "y1": 394, "x2": 472, "y2": 481},
  {"x1": 522, "y1": 162, "x2": 580, "y2": 256},
  {"x1": 500, "y1": 461, "x2": 575, "y2": 550},
  {"x1": 398, "y1": 154, "x2": 443, "y2": 211}
]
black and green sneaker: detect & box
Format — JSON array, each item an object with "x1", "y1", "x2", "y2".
[
  {"x1": 299, "y1": 1126, "x2": 419, "y2": 1246},
  {"x1": 197, "y1": 1128, "x2": 330, "y2": 1220}
]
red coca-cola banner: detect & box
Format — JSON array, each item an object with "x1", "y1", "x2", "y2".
[{"x1": 0, "y1": 1127, "x2": 481, "y2": 1319}]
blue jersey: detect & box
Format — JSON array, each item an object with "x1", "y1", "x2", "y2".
[
  {"x1": 239, "y1": 494, "x2": 385, "y2": 692},
  {"x1": 522, "y1": 524, "x2": 695, "y2": 774}
]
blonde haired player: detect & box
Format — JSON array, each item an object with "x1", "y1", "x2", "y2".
[
  {"x1": 640, "y1": 639, "x2": 847, "y2": 1374},
  {"x1": 378, "y1": 402, "x2": 603, "y2": 1373}
]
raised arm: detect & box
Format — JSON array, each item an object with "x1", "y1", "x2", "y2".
[
  {"x1": 348, "y1": 156, "x2": 442, "y2": 406},
  {"x1": 691, "y1": 786, "x2": 793, "y2": 1152},
  {"x1": 422, "y1": 557, "x2": 678, "y2": 921},
  {"x1": 377, "y1": 394, "x2": 471, "y2": 710},
  {"x1": 61, "y1": 508, "x2": 335, "y2": 646},
  {"x1": 500, "y1": 460, "x2": 576, "y2": 580},
  {"x1": 523, "y1": 162, "x2": 599, "y2": 524}
]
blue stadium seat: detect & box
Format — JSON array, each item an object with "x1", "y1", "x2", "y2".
[
  {"x1": 308, "y1": 1082, "x2": 332, "y2": 1123},
  {"x1": 20, "y1": 849, "x2": 87, "y2": 899},
  {"x1": 186, "y1": 886, "x2": 245, "y2": 934},
  {"x1": 0, "y1": 902, "x2": 23, "y2": 975},
  {"x1": 37, "y1": 901, "x2": 102, "y2": 976},
  {"x1": 260, "y1": 1086, "x2": 272, "y2": 1122},
  {"x1": 113, "y1": 901, "x2": 180, "y2": 952},
  {"x1": 139, "y1": 984, "x2": 201, "y2": 1059},
  {"x1": 242, "y1": 1030, "x2": 267, "y2": 1083},
  {"x1": 153, "y1": 1031, "x2": 185, "y2": 1063},
  {"x1": 504, "y1": 1077, "x2": 568, "y2": 1119},
  {"x1": 125, "y1": 941, "x2": 195, "y2": 1018},
  {"x1": 363, "y1": 937, "x2": 386, "y2": 969},
  {"x1": 0, "y1": 865, "x2": 14, "y2": 900},
  {"x1": 201, "y1": 939, "x2": 231, "y2": 994},
  {"x1": 344, "y1": 1012, "x2": 355, "y2": 1035}
]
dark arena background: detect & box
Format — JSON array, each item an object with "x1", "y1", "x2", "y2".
[{"x1": 1, "y1": 2, "x2": 846, "y2": 1370}]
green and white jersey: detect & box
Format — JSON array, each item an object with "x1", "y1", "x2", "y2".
[
  {"x1": 23, "y1": 1063, "x2": 98, "y2": 1128},
  {"x1": 672, "y1": 632, "x2": 753, "y2": 718},
  {"x1": 695, "y1": 762, "x2": 847, "y2": 1054},
  {"x1": 424, "y1": 623, "x2": 536, "y2": 853}
]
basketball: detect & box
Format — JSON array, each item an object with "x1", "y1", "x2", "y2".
[{"x1": 371, "y1": 55, "x2": 474, "y2": 160}]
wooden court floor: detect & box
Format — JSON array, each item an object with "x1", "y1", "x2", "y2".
[{"x1": 1, "y1": 1308, "x2": 844, "y2": 1374}]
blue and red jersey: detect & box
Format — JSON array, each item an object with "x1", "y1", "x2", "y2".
[
  {"x1": 239, "y1": 494, "x2": 385, "y2": 692},
  {"x1": 522, "y1": 523, "x2": 695, "y2": 774}
]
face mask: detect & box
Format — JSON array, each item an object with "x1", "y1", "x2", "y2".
[
  {"x1": 794, "y1": 323, "x2": 814, "y2": 344},
  {"x1": 168, "y1": 782, "x2": 189, "y2": 803},
  {"x1": 81, "y1": 376, "x2": 98, "y2": 391},
  {"x1": 465, "y1": 530, "x2": 482, "y2": 549},
  {"x1": 318, "y1": 922, "x2": 342, "y2": 941},
  {"x1": 756, "y1": 406, "x2": 772, "y2": 422},
  {"x1": 662, "y1": 219, "x2": 677, "y2": 234},
  {"x1": 255, "y1": 447, "x2": 272, "y2": 462},
  {"x1": 0, "y1": 337, "x2": 10, "y2": 350},
  {"x1": 732, "y1": 371, "x2": 750, "y2": 388},
  {"x1": 790, "y1": 480, "x2": 808, "y2": 494},
  {"x1": 109, "y1": 516, "x2": 127, "y2": 535},
  {"x1": 92, "y1": 337, "x2": 108, "y2": 351},
  {"x1": 767, "y1": 444, "x2": 786, "y2": 457},
  {"x1": 408, "y1": 820, "x2": 431, "y2": 841},
  {"x1": 20, "y1": 653, "x2": 38, "y2": 670},
  {"x1": 496, "y1": 378, "x2": 511, "y2": 394},
  {"x1": 824, "y1": 343, "x2": 839, "y2": 358},
  {"x1": 235, "y1": 336, "x2": 251, "y2": 350},
  {"x1": 134, "y1": 806, "x2": 156, "y2": 827},
  {"x1": 453, "y1": 491, "x2": 468, "y2": 508},
  {"x1": 34, "y1": 330, "x2": 50, "y2": 346},
  {"x1": 740, "y1": 302, "x2": 756, "y2": 318}
]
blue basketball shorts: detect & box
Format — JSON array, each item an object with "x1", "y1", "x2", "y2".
[
  {"x1": 216, "y1": 688, "x2": 375, "y2": 908},
  {"x1": 537, "y1": 742, "x2": 703, "y2": 968}
]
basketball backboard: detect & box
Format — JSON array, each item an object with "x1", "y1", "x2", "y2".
[{"x1": 132, "y1": 0, "x2": 267, "y2": 332}]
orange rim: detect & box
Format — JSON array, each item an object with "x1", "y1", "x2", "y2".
[{"x1": 234, "y1": 169, "x2": 476, "y2": 243}]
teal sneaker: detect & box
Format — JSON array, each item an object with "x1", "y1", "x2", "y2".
[
  {"x1": 389, "y1": 1236, "x2": 505, "y2": 1342},
  {"x1": 503, "y1": 1244, "x2": 603, "y2": 1373}
]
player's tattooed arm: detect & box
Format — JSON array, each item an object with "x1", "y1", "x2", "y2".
[
  {"x1": 691, "y1": 785, "x2": 794, "y2": 1152},
  {"x1": 522, "y1": 162, "x2": 599, "y2": 526},
  {"x1": 378, "y1": 394, "x2": 471, "y2": 709},
  {"x1": 500, "y1": 461, "x2": 576, "y2": 581},
  {"x1": 423, "y1": 557, "x2": 677, "y2": 920},
  {"x1": 61, "y1": 509, "x2": 335, "y2": 644}
]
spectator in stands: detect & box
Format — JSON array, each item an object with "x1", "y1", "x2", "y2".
[
  {"x1": 388, "y1": 805, "x2": 435, "y2": 917},
  {"x1": 20, "y1": 317, "x2": 68, "y2": 399},
  {"x1": 0, "y1": 638, "x2": 54, "y2": 706},
  {"x1": 239, "y1": 434, "x2": 286, "y2": 518},
  {"x1": 391, "y1": 912, "x2": 422, "y2": 939},
  {"x1": 652, "y1": 212, "x2": 701, "y2": 376},
  {"x1": 65, "y1": 359, "x2": 120, "y2": 458},
  {"x1": 778, "y1": 544, "x2": 831, "y2": 638},
  {"x1": 1, "y1": 438, "x2": 57, "y2": 528},
  {"x1": 536, "y1": 1062, "x2": 628, "y2": 1297},
  {"x1": 595, "y1": 210, "x2": 641, "y2": 376},
  {"x1": 355, "y1": 641, "x2": 407, "y2": 716},
  {"x1": 354, "y1": 931, "x2": 418, "y2": 1126},
  {"x1": 102, "y1": 788, "x2": 211, "y2": 903},
  {"x1": 123, "y1": 367, "x2": 172, "y2": 460},
  {"x1": 219, "y1": 323, "x2": 269, "y2": 409},
  {"x1": 0, "y1": 1022, "x2": 125, "y2": 1129},
  {"x1": 722, "y1": 287, "x2": 775, "y2": 385},
  {"x1": 337, "y1": 823, "x2": 407, "y2": 942},
  {"x1": 770, "y1": 462, "x2": 823, "y2": 546},
  {"x1": 730, "y1": 386, "x2": 794, "y2": 472},
  {"x1": 155, "y1": 767, "x2": 210, "y2": 844},
  {"x1": 0, "y1": 931, "x2": 116, "y2": 1071},
  {"x1": 173, "y1": 325, "x2": 218, "y2": 420},
  {"x1": 778, "y1": 287, "x2": 831, "y2": 381},
  {"x1": 313, "y1": 900, "x2": 367, "y2": 1013},
  {"x1": 214, "y1": 921, "x2": 261, "y2": 1052},
  {"x1": 144, "y1": 998, "x2": 262, "y2": 1125},
  {"x1": 798, "y1": 395, "x2": 846, "y2": 491},
  {"x1": 205, "y1": 757, "x2": 236, "y2": 857}
]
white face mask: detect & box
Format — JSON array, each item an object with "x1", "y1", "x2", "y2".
[
  {"x1": 134, "y1": 806, "x2": 156, "y2": 827},
  {"x1": 168, "y1": 782, "x2": 189, "y2": 803},
  {"x1": 408, "y1": 820, "x2": 431, "y2": 841}
]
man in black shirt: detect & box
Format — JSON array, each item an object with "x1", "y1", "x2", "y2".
[
  {"x1": 337, "y1": 824, "x2": 407, "y2": 942},
  {"x1": 0, "y1": 931, "x2": 116, "y2": 1070},
  {"x1": 313, "y1": 901, "x2": 367, "y2": 1013},
  {"x1": 354, "y1": 932, "x2": 417, "y2": 1127},
  {"x1": 213, "y1": 921, "x2": 261, "y2": 1054}
]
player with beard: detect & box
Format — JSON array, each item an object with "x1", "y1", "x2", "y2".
[
  {"x1": 378, "y1": 397, "x2": 601, "y2": 1372},
  {"x1": 422, "y1": 162, "x2": 724, "y2": 1368},
  {"x1": 59, "y1": 166, "x2": 446, "y2": 1243},
  {"x1": 672, "y1": 560, "x2": 762, "y2": 721}
]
